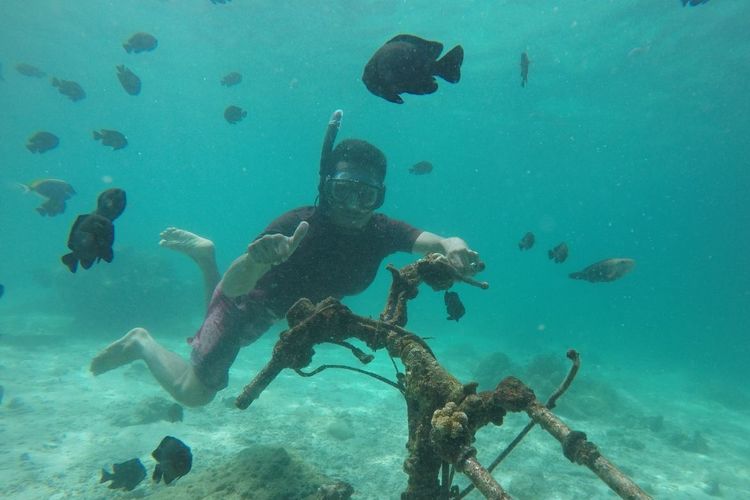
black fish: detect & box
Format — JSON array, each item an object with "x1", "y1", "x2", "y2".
[
  {"x1": 37, "y1": 197, "x2": 67, "y2": 217},
  {"x1": 518, "y1": 231, "x2": 535, "y2": 250},
  {"x1": 152, "y1": 436, "x2": 192, "y2": 485},
  {"x1": 548, "y1": 242, "x2": 568, "y2": 263},
  {"x1": 221, "y1": 71, "x2": 242, "y2": 86},
  {"x1": 682, "y1": 0, "x2": 709, "y2": 6},
  {"x1": 409, "y1": 161, "x2": 433, "y2": 175},
  {"x1": 15, "y1": 63, "x2": 45, "y2": 78},
  {"x1": 95, "y1": 188, "x2": 127, "y2": 220},
  {"x1": 116, "y1": 65, "x2": 141, "y2": 95},
  {"x1": 362, "y1": 34, "x2": 463, "y2": 104},
  {"x1": 22, "y1": 178, "x2": 75, "y2": 200},
  {"x1": 520, "y1": 52, "x2": 530, "y2": 87},
  {"x1": 100, "y1": 458, "x2": 146, "y2": 491},
  {"x1": 61, "y1": 188, "x2": 126, "y2": 273},
  {"x1": 124, "y1": 32, "x2": 158, "y2": 53},
  {"x1": 569, "y1": 258, "x2": 635, "y2": 283},
  {"x1": 51, "y1": 77, "x2": 86, "y2": 101},
  {"x1": 224, "y1": 105, "x2": 247, "y2": 124},
  {"x1": 93, "y1": 129, "x2": 128, "y2": 150},
  {"x1": 444, "y1": 291, "x2": 465, "y2": 322},
  {"x1": 26, "y1": 131, "x2": 59, "y2": 153},
  {"x1": 62, "y1": 214, "x2": 114, "y2": 272},
  {"x1": 22, "y1": 179, "x2": 75, "y2": 216}
]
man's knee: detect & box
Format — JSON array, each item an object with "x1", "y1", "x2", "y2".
[
  {"x1": 178, "y1": 367, "x2": 218, "y2": 407},
  {"x1": 182, "y1": 388, "x2": 216, "y2": 407}
]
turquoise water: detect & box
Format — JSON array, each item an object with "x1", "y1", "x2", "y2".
[{"x1": 1, "y1": 1, "x2": 748, "y2": 498}]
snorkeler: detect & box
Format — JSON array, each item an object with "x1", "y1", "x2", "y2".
[{"x1": 90, "y1": 109, "x2": 483, "y2": 407}]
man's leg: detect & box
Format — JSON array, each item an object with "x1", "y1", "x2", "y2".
[
  {"x1": 90, "y1": 328, "x2": 216, "y2": 407},
  {"x1": 159, "y1": 227, "x2": 221, "y2": 308}
]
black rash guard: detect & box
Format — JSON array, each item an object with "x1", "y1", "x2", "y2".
[{"x1": 245, "y1": 206, "x2": 422, "y2": 317}]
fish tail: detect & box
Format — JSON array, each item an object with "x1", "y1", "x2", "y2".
[
  {"x1": 100, "y1": 469, "x2": 112, "y2": 483},
  {"x1": 61, "y1": 253, "x2": 78, "y2": 273},
  {"x1": 548, "y1": 250, "x2": 553, "y2": 259},
  {"x1": 123, "y1": 43, "x2": 131, "y2": 53},
  {"x1": 569, "y1": 272, "x2": 583, "y2": 280},
  {"x1": 14, "y1": 182, "x2": 31, "y2": 194},
  {"x1": 93, "y1": 130, "x2": 101, "y2": 140},
  {"x1": 434, "y1": 45, "x2": 464, "y2": 83},
  {"x1": 51, "y1": 77, "x2": 59, "y2": 87}
]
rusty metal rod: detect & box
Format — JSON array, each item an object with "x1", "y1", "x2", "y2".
[{"x1": 526, "y1": 400, "x2": 652, "y2": 500}]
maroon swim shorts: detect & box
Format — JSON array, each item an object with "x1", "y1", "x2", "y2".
[{"x1": 188, "y1": 288, "x2": 276, "y2": 391}]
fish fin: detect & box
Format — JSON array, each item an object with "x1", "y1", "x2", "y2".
[
  {"x1": 123, "y1": 43, "x2": 131, "y2": 53},
  {"x1": 93, "y1": 131, "x2": 101, "y2": 140},
  {"x1": 116, "y1": 64, "x2": 124, "y2": 72},
  {"x1": 101, "y1": 247, "x2": 114, "y2": 263},
  {"x1": 61, "y1": 253, "x2": 78, "y2": 273},
  {"x1": 433, "y1": 45, "x2": 464, "y2": 83},
  {"x1": 81, "y1": 257, "x2": 95, "y2": 270},
  {"x1": 152, "y1": 464, "x2": 163, "y2": 483},
  {"x1": 100, "y1": 469, "x2": 112, "y2": 483},
  {"x1": 384, "y1": 93, "x2": 404, "y2": 104},
  {"x1": 548, "y1": 250, "x2": 554, "y2": 259},
  {"x1": 569, "y1": 272, "x2": 583, "y2": 280},
  {"x1": 388, "y1": 34, "x2": 443, "y2": 59}
]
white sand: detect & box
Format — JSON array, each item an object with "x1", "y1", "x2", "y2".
[{"x1": 1, "y1": 312, "x2": 748, "y2": 499}]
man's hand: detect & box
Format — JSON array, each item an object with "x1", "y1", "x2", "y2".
[
  {"x1": 247, "y1": 221, "x2": 309, "y2": 266},
  {"x1": 441, "y1": 237, "x2": 483, "y2": 276}
]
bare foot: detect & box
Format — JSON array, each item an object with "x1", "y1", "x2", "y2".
[
  {"x1": 90, "y1": 328, "x2": 148, "y2": 375},
  {"x1": 159, "y1": 227, "x2": 215, "y2": 264}
]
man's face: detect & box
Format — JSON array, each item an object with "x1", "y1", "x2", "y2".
[{"x1": 324, "y1": 161, "x2": 384, "y2": 229}]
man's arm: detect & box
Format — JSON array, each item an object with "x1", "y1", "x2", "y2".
[
  {"x1": 219, "y1": 221, "x2": 309, "y2": 298},
  {"x1": 412, "y1": 231, "x2": 482, "y2": 276},
  {"x1": 218, "y1": 254, "x2": 272, "y2": 298}
]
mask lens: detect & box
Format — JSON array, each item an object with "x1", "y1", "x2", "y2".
[{"x1": 327, "y1": 179, "x2": 380, "y2": 209}]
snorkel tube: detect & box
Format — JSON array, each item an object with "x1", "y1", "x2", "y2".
[{"x1": 317, "y1": 109, "x2": 344, "y2": 199}]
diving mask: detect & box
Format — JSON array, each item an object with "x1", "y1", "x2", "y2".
[{"x1": 324, "y1": 170, "x2": 384, "y2": 211}]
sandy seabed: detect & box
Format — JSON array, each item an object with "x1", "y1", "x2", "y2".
[{"x1": 1, "y1": 312, "x2": 748, "y2": 500}]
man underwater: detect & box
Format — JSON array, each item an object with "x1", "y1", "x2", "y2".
[{"x1": 90, "y1": 110, "x2": 482, "y2": 406}]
